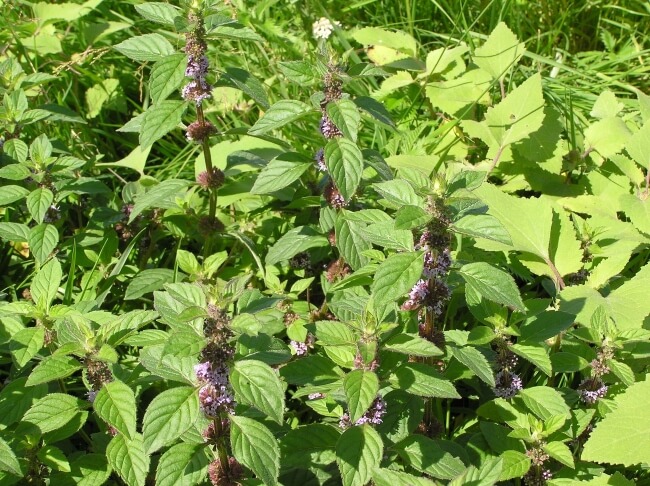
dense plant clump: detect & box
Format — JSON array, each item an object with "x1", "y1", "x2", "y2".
[{"x1": 0, "y1": 0, "x2": 649, "y2": 485}]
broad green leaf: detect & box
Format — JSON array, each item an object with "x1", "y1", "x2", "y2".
[
  {"x1": 231, "y1": 415, "x2": 280, "y2": 486},
  {"x1": 343, "y1": 370, "x2": 379, "y2": 423},
  {"x1": 395, "y1": 435, "x2": 466, "y2": 480},
  {"x1": 150, "y1": 54, "x2": 186, "y2": 104},
  {"x1": 619, "y1": 194, "x2": 650, "y2": 235},
  {"x1": 327, "y1": 99, "x2": 361, "y2": 142},
  {"x1": 336, "y1": 425, "x2": 383, "y2": 486},
  {"x1": 37, "y1": 444, "x2": 70, "y2": 472},
  {"x1": 280, "y1": 424, "x2": 340, "y2": 468},
  {"x1": 582, "y1": 379, "x2": 650, "y2": 466},
  {"x1": 278, "y1": 60, "x2": 319, "y2": 85},
  {"x1": 360, "y1": 221, "x2": 413, "y2": 251},
  {"x1": 134, "y1": 2, "x2": 181, "y2": 25},
  {"x1": 473, "y1": 22, "x2": 525, "y2": 79},
  {"x1": 30, "y1": 257, "x2": 62, "y2": 310},
  {"x1": 591, "y1": 90, "x2": 623, "y2": 119},
  {"x1": 499, "y1": 450, "x2": 531, "y2": 481},
  {"x1": 86, "y1": 78, "x2": 123, "y2": 118},
  {"x1": 0, "y1": 437, "x2": 21, "y2": 476},
  {"x1": 451, "y1": 214, "x2": 512, "y2": 245},
  {"x1": 114, "y1": 33, "x2": 175, "y2": 62},
  {"x1": 352, "y1": 27, "x2": 417, "y2": 57},
  {"x1": 394, "y1": 205, "x2": 432, "y2": 230},
  {"x1": 248, "y1": 100, "x2": 314, "y2": 136},
  {"x1": 125, "y1": 268, "x2": 175, "y2": 301},
  {"x1": 142, "y1": 386, "x2": 199, "y2": 453},
  {"x1": 155, "y1": 443, "x2": 211, "y2": 486},
  {"x1": 449, "y1": 345, "x2": 495, "y2": 387},
  {"x1": 129, "y1": 179, "x2": 191, "y2": 222},
  {"x1": 384, "y1": 333, "x2": 443, "y2": 357},
  {"x1": 335, "y1": 215, "x2": 372, "y2": 271},
  {"x1": 449, "y1": 457, "x2": 503, "y2": 486},
  {"x1": 510, "y1": 343, "x2": 552, "y2": 376},
  {"x1": 26, "y1": 354, "x2": 81, "y2": 386},
  {"x1": 425, "y1": 45, "x2": 468, "y2": 78},
  {"x1": 388, "y1": 363, "x2": 460, "y2": 398},
  {"x1": 140, "y1": 100, "x2": 186, "y2": 148},
  {"x1": 0, "y1": 185, "x2": 29, "y2": 205},
  {"x1": 107, "y1": 434, "x2": 150, "y2": 486},
  {"x1": 372, "y1": 468, "x2": 437, "y2": 486},
  {"x1": 607, "y1": 359, "x2": 635, "y2": 386},
  {"x1": 543, "y1": 441, "x2": 574, "y2": 468},
  {"x1": 458, "y1": 262, "x2": 525, "y2": 311},
  {"x1": 231, "y1": 360, "x2": 285, "y2": 424},
  {"x1": 517, "y1": 386, "x2": 569, "y2": 421},
  {"x1": 428, "y1": 68, "x2": 492, "y2": 115},
  {"x1": 94, "y1": 380, "x2": 137, "y2": 440},
  {"x1": 0, "y1": 222, "x2": 30, "y2": 242},
  {"x1": 28, "y1": 224, "x2": 59, "y2": 264},
  {"x1": 139, "y1": 345, "x2": 196, "y2": 384},
  {"x1": 584, "y1": 117, "x2": 631, "y2": 159},
  {"x1": 10, "y1": 327, "x2": 45, "y2": 369},
  {"x1": 216, "y1": 67, "x2": 270, "y2": 109},
  {"x1": 251, "y1": 153, "x2": 311, "y2": 194},
  {"x1": 625, "y1": 121, "x2": 650, "y2": 167},
  {"x1": 0, "y1": 165, "x2": 30, "y2": 181},
  {"x1": 519, "y1": 310, "x2": 575, "y2": 343},
  {"x1": 0, "y1": 377, "x2": 47, "y2": 429},
  {"x1": 355, "y1": 96, "x2": 395, "y2": 127},
  {"x1": 26, "y1": 188, "x2": 54, "y2": 224},
  {"x1": 265, "y1": 226, "x2": 329, "y2": 265},
  {"x1": 325, "y1": 138, "x2": 363, "y2": 201},
  {"x1": 3, "y1": 139, "x2": 28, "y2": 163},
  {"x1": 372, "y1": 179, "x2": 421, "y2": 207},
  {"x1": 22, "y1": 393, "x2": 83, "y2": 434},
  {"x1": 371, "y1": 251, "x2": 423, "y2": 304}
]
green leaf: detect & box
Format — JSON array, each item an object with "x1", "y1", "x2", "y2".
[
  {"x1": 0, "y1": 437, "x2": 21, "y2": 476},
  {"x1": 231, "y1": 415, "x2": 280, "y2": 486},
  {"x1": 28, "y1": 224, "x2": 59, "y2": 263},
  {"x1": 343, "y1": 370, "x2": 379, "y2": 423},
  {"x1": 625, "y1": 120, "x2": 650, "y2": 167},
  {"x1": 0, "y1": 222, "x2": 30, "y2": 242},
  {"x1": 607, "y1": 359, "x2": 635, "y2": 386},
  {"x1": 94, "y1": 380, "x2": 137, "y2": 440},
  {"x1": 3, "y1": 139, "x2": 28, "y2": 163},
  {"x1": 458, "y1": 262, "x2": 525, "y2": 311},
  {"x1": 248, "y1": 100, "x2": 314, "y2": 136},
  {"x1": 0, "y1": 377, "x2": 48, "y2": 429},
  {"x1": 355, "y1": 96, "x2": 395, "y2": 127},
  {"x1": 543, "y1": 441, "x2": 574, "y2": 468},
  {"x1": 114, "y1": 33, "x2": 175, "y2": 62},
  {"x1": 22, "y1": 393, "x2": 83, "y2": 434},
  {"x1": 336, "y1": 425, "x2": 383, "y2": 486},
  {"x1": 584, "y1": 117, "x2": 631, "y2": 159},
  {"x1": 265, "y1": 226, "x2": 329, "y2": 266},
  {"x1": 473, "y1": 22, "x2": 525, "y2": 79},
  {"x1": 395, "y1": 435, "x2": 466, "y2": 480},
  {"x1": 519, "y1": 310, "x2": 575, "y2": 343},
  {"x1": 388, "y1": 363, "x2": 460, "y2": 398},
  {"x1": 372, "y1": 179, "x2": 421, "y2": 207},
  {"x1": 150, "y1": 54, "x2": 187, "y2": 104},
  {"x1": 134, "y1": 2, "x2": 181, "y2": 25},
  {"x1": 125, "y1": 268, "x2": 175, "y2": 300},
  {"x1": 107, "y1": 434, "x2": 150, "y2": 486},
  {"x1": 30, "y1": 257, "x2": 62, "y2": 310},
  {"x1": 130, "y1": 179, "x2": 191, "y2": 223},
  {"x1": 251, "y1": 153, "x2": 311, "y2": 194},
  {"x1": 142, "y1": 386, "x2": 199, "y2": 453},
  {"x1": 26, "y1": 354, "x2": 81, "y2": 386},
  {"x1": 352, "y1": 27, "x2": 417, "y2": 57},
  {"x1": 155, "y1": 443, "x2": 211, "y2": 486},
  {"x1": 231, "y1": 360, "x2": 285, "y2": 424},
  {"x1": 517, "y1": 386, "x2": 569, "y2": 421},
  {"x1": 335, "y1": 215, "x2": 373, "y2": 271},
  {"x1": 278, "y1": 60, "x2": 319, "y2": 85},
  {"x1": 372, "y1": 468, "x2": 437, "y2": 486},
  {"x1": 0, "y1": 185, "x2": 29, "y2": 205},
  {"x1": 139, "y1": 100, "x2": 186, "y2": 148},
  {"x1": 216, "y1": 67, "x2": 270, "y2": 109},
  {"x1": 325, "y1": 138, "x2": 363, "y2": 201},
  {"x1": 499, "y1": 450, "x2": 531, "y2": 481},
  {"x1": 451, "y1": 214, "x2": 512, "y2": 245},
  {"x1": 26, "y1": 188, "x2": 54, "y2": 224},
  {"x1": 280, "y1": 424, "x2": 340, "y2": 468},
  {"x1": 384, "y1": 333, "x2": 443, "y2": 357},
  {"x1": 619, "y1": 194, "x2": 650, "y2": 235},
  {"x1": 371, "y1": 251, "x2": 423, "y2": 304},
  {"x1": 450, "y1": 345, "x2": 495, "y2": 387},
  {"x1": 394, "y1": 205, "x2": 432, "y2": 230},
  {"x1": 327, "y1": 99, "x2": 361, "y2": 142},
  {"x1": 10, "y1": 327, "x2": 45, "y2": 369},
  {"x1": 583, "y1": 379, "x2": 650, "y2": 466},
  {"x1": 360, "y1": 221, "x2": 413, "y2": 251},
  {"x1": 510, "y1": 343, "x2": 552, "y2": 376},
  {"x1": 37, "y1": 444, "x2": 71, "y2": 472}
]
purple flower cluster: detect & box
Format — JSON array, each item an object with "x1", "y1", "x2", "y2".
[
  {"x1": 493, "y1": 370, "x2": 523, "y2": 399},
  {"x1": 186, "y1": 54, "x2": 208, "y2": 78},
  {"x1": 402, "y1": 279, "x2": 429, "y2": 311},
  {"x1": 320, "y1": 116, "x2": 342, "y2": 139},
  {"x1": 308, "y1": 392, "x2": 325, "y2": 400},
  {"x1": 196, "y1": 362, "x2": 235, "y2": 416},
  {"x1": 290, "y1": 340, "x2": 308, "y2": 356},
  {"x1": 182, "y1": 78, "x2": 212, "y2": 105},
  {"x1": 339, "y1": 396, "x2": 386, "y2": 428},
  {"x1": 315, "y1": 148, "x2": 327, "y2": 172},
  {"x1": 181, "y1": 16, "x2": 212, "y2": 105},
  {"x1": 578, "y1": 378, "x2": 608, "y2": 404}
]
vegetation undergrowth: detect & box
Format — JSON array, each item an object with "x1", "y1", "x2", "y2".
[{"x1": 0, "y1": 0, "x2": 649, "y2": 485}]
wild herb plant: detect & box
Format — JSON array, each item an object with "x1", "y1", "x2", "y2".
[{"x1": 0, "y1": 1, "x2": 649, "y2": 485}]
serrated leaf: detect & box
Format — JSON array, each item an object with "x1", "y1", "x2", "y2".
[
  {"x1": 371, "y1": 251, "x2": 423, "y2": 304},
  {"x1": 450, "y1": 345, "x2": 495, "y2": 386},
  {"x1": 107, "y1": 434, "x2": 149, "y2": 486},
  {"x1": 0, "y1": 437, "x2": 21, "y2": 476},
  {"x1": 114, "y1": 33, "x2": 175, "y2": 62},
  {"x1": 155, "y1": 443, "x2": 211, "y2": 486},
  {"x1": 248, "y1": 100, "x2": 313, "y2": 136},
  {"x1": 130, "y1": 179, "x2": 191, "y2": 223},
  {"x1": 517, "y1": 386, "x2": 569, "y2": 421},
  {"x1": 0, "y1": 185, "x2": 29, "y2": 205},
  {"x1": 394, "y1": 205, "x2": 432, "y2": 230},
  {"x1": 625, "y1": 120, "x2": 650, "y2": 167},
  {"x1": 388, "y1": 363, "x2": 460, "y2": 398},
  {"x1": 335, "y1": 215, "x2": 372, "y2": 271},
  {"x1": 26, "y1": 354, "x2": 81, "y2": 386},
  {"x1": 26, "y1": 188, "x2": 54, "y2": 224},
  {"x1": 458, "y1": 262, "x2": 525, "y2": 311},
  {"x1": 582, "y1": 379, "x2": 650, "y2": 466},
  {"x1": 372, "y1": 468, "x2": 437, "y2": 486},
  {"x1": 22, "y1": 393, "x2": 83, "y2": 434},
  {"x1": 473, "y1": 22, "x2": 525, "y2": 79},
  {"x1": 142, "y1": 386, "x2": 199, "y2": 453},
  {"x1": 125, "y1": 268, "x2": 175, "y2": 301},
  {"x1": 278, "y1": 60, "x2": 319, "y2": 85},
  {"x1": 251, "y1": 153, "x2": 311, "y2": 194},
  {"x1": 543, "y1": 441, "x2": 574, "y2": 468},
  {"x1": 395, "y1": 435, "x2": 466, "y2": 480},
  {"x1": 216, "y1": 67, "x2": 269, "y2": 109},
  {"x1": 384, "y1": 333, "x2": 443, "y2": 357},
  {"x1": 134, "y1": 2, "x2": 181, "y2": 25},
  {"x1": 585, "y1": 117, "x2": 631, "y2": 159},
  {"x1": 280, "y1": 424, "x2": 340, "y2": 468},
  {"x1": 355, "y1": 96, "x2": 395, "y2": 127},
  {"x1": 327, "y1": 99, "x2": 361, "y2": 141},
  {"x1": 451, "y1": 214, "x2": 512, "y2": 245},
  {"x1": 28, "y1": 224, "x2": 59, "y2": 263},
  {"x1": 0, "y1": 222, "x2": 30, "y2": 242},
  {"x1": 343, "y1": 370, "x2": 379, "y2": 423},
  {"x1": 94, "y1": 380, "x2": 137, "y2": 440},
  {"x1": 325, "y1": 138, "x2": 363, "y2": 201},
  {"x1": 37, "y1": 444, "x2": 70, "y2": 472},
  {"x1": 510, "y1": 343, "x2": 552, "y2": 376},
  {"x1": 10, "y1": 327, "x2": 45, "y2": 369},
  {"x1": 231, "y1": 360, "x2": 285, "y2": 424},
  {"x1": 30, "y1": 257, "x2": 62, "y2": 310},
  {"x1": 336, "y1": 425, "x2": 383, "y2": 486},
  {"x1": 231, "y1": 415, "x2": 280, "y2": 486},
  {"x1": 150, "y1": 54, "x2": 187, "y2": 104},
  {"x1": 265, "y1": 226, "x2": 329, "y2": 266},
  {"x1": 499, "y1": 450, "x2": 531, "y2": 481},
  {"x1": 140, "y1": 100, "x2": 186, "y2": 148},
  {"x1": 0, "y1": 377, "x2": 47, "y2": 429}
]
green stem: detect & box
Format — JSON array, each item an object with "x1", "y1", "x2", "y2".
[
  {"x1": 214, "y1": 417, "x2": 230, "y2": 475},
  {"x1": 197, "y1": 105, "x2": 217, "y2": 221}
]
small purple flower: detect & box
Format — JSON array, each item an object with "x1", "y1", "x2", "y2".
[
  {"x1": 401, "y1": 279, "x2": 429, "y2": 311},
  {"x1": 199, "y1": 383, "x2": 235, "y2": 416},
  {"x1": 578, "y1": 378, "x2": 607, "y2": 404},
  {"x1": 315, "y1": 148, "x2": 327, "y2": 172},
  {"x1": 320, "y1": 116, "x2": 342, "y2": 139},
  {"x1": 339, "y1": 396, "x2": 386, "y2": 428},
  {"x1": 185, "y1": 54, "x2": 209, "y2": 78},
  {"x1": 493, "y1": 370, "x2": 523, "y2": 399},
  {"x1": 423, "y1": 248, "x2": 452, "y2": 279},
  {"x1": 308, "y1": 392, "x2": 325, "y2": 400},
  {"x1": 195, "y1": 361, "x2": 213, "y2": 382},
  {"x1": 86, "y1": 389, "x2": 98, "y2": 403},
  {"x1": 182, "y1": 78, "x2": 213, "y2": 105},
  {"x1": 291, "y1": 340, "x2": 308, "y2": 356}
]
